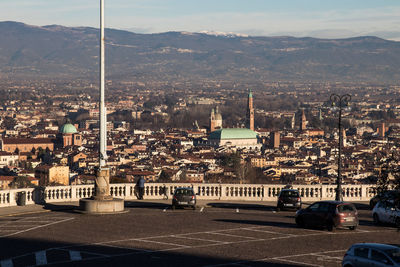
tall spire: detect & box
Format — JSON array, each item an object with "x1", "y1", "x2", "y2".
[
  {"x1": 246, "y1": 89, "x2": 254, "y2": 131},
  {"x1": 300, "y1": 109, "x2": 307, "y2": 131}
]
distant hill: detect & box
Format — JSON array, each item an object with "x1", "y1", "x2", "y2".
[{"x1": 1, "y1": 21, "x2": 400, "y2": 82}]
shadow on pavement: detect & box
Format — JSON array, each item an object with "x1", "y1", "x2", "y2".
[
  {"x1": 43, "y1": 203, "x2": 80, "y2": 214},
  {"x1": 207, "y1": 202, "x2": 274, "y2": 211},
  {"x1": 124, "y1": 201, "x2": 170, "y2": 210},
  {"x1": 214, "y1": 218, "x2": 300, "y2": 229},
  {"x1": 353, "y1": 203, "x2": 371, "y2": 211},
  {"x1": 0, "y1": 236, "x2": 302, "y2": 267}
]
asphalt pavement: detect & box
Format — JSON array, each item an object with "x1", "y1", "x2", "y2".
[{"x1": 0, "y1": 200, "x2": 398, "y2": 267}]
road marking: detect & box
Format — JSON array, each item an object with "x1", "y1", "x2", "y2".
[
  {"x1": 0, "y1": 218, "x2": 74, "y2": 238},
  {"x1": 209, "y1": 232, "x2": 259, "y2": 239},
  {"x1": 172, "y1": 235, "x2": 225, "y2": 244},
  {"x1": 200, "y1": 207, "x2": 204, "y2": 212},
  {"x1": 271, "y1": 257, "x2": 321, "y2": 267},
  {"x1": 242, "y1": 228, "x2": 296, "y2": 236},
  {"x1": 136, "y1": 238, "x2": 191, "y2": 248},
  {"x1": 0, "y1": 259, "x2": 13, "y2": 267},
  {"x1": 69, "y1": 250, "x2": 82, "y2": 261},
  {"x1": 13, "y1": 224, "x2": 393, "y2": 266},
  {"x1": 35, "y1": 251, "x2": 47, "y2": 266}
]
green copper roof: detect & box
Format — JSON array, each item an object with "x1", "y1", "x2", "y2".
[
  {"x1": 248, "y1": 90, "x2": 253, "y2": 98},
  {"x1": 209, "y1": 128, "x2": 258, "y2": 140},
  {"x1": 60, "y1": 123, "x2": 77, "y2": 134}
]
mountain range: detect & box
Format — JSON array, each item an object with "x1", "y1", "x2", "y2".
[{"x1": 1, "y1": 21, "x2": 400, "y2": 83}]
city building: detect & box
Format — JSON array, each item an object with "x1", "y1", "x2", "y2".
[
  {"x1": 35, "y1": 165, "x2": 70, "y2": 186},
  {"x1": 57, "y1": 123, "x2": 82, "y2": 148},
  {"x1": 1, "y1": 138, "x2": 54, "y2": 153}
]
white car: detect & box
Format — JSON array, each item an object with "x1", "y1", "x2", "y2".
[
  {"x1": 372, "y1": 200, "x2": 400, "y2": 227},
  {"x1": 342, "y1": 243, "x2": 400, "y2": 267}
]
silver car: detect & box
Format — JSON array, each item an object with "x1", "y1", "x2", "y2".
[
  {"x1": 342, "y1": 243, "x2": 400, "y2": 267},
  {"x1": 372, "y1": 200, "x2": 400, "y2": 227}
]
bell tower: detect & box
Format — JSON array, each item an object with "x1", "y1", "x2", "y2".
[
  {"x1": 246, "y1": 90, "x2": 254, "y2": 131},
  {"x1": 210, "y1": 108, "x2": 216, "y2": 132}
]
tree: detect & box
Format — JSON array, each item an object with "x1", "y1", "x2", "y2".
[
  {"x1": 158, "y1": 170, "x2": 171, "y2": 182},
  {"x1": 9, "y1": 176, "x2": 34, "y2": 189},
  {"x1": 375, "y1": 152, "x2": 400, "y2": 193}
]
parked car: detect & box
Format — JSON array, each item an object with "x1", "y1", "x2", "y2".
[
  {"x1": 276, "y1": 189, "x2": 302, "y2": 211},
  {"x1": 372, "y1": 200, "x2": 400, "y2": 227},
  {"x1": 295, "y1": 201, "x2": 358, "y2": 231},
  {"x1": 172, "y1": 187, "x2": 196, "y2": 210},
  {"x1": 342, "y1": 243, "x2": 400, "y2": 267},
  {"x1": 370, "y1": 190, "x2": 400, "y2": 209}
]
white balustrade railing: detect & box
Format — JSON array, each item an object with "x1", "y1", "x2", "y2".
[{"x1": 0, "y1": 183, "x2": 380, "y2": 207}]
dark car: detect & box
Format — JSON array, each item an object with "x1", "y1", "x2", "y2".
[
  {"x1": 342, "y1": 243, "x2": 400, "y2": 267},
  {"x1": 276, "y1": 189, "x2": 302, "y2": 211},
  {"x1": 370, "y1": 190, "x2": 400, "y2": 209},
  {"x1": 172, "y1": 187, "x2": 196, "y2": 210},
  {"x1": 295, "y1": 201, "x2": 358, "y2": 231}
]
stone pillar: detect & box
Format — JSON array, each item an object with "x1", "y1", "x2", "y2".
[
  {"x1": 94, "y1": 168, "x2": 112, "y2": 200},
  {"x1": 320, "y1": 185, "x2": 326, "y2": 200}
]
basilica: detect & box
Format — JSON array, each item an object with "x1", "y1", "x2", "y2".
[{"x1": 207, "y1": 91, "x2": 261, "y2": 150}]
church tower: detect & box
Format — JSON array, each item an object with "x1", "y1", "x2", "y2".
[
  {"x1": 246, "y1": 90, "x2": 255, "y2": 131},
  {"x1": 300, "y1": 109, "x2": 307, "y2": 131},
  {"x1": 214, "y1": 106, "x2": 222, "y2": 130},
  {"x1": 210, "y1": 106, "x2": 222, "y2": 132},
  {"x1": 210, "y1": 108, "x2": 216, "y2": 132}
]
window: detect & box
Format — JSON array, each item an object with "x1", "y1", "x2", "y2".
[
  {"x1": 338, "y1": 204, "x2": 355, "y2": 212},
  {"x1": 354, "y1": 247, "x2": 369, "y2": 258},
  {"x1": 371, "y1": 249, "x2": 391, "y2": 264},
  {"x1": 309, "y1": 203, "x2": 320, "y2": 211},
  {"x1": 280, "y1": 190, "x2": 299, "y2": 197},
  {"x1": 318, "y1": 203, "x2": 330, "y2": 212},
  {"x1": 385, "y1": 248, "x2": 400, "y2": 264}
]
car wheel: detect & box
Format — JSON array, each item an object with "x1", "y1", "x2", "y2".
[
  {"x1": 395, "y1": 217, "x2": 400, "y2": 228},
  {"x1": 296, "y1": 217, "x2": 304, "y2": 228},
  {"x1": 373, "y1": 213, "x2": 380, "y2": 225},
  {"x1": 327, "y1": 221, "x2": 335, "y2": 232},
  {"x1": 369, "y1": 200, "x2": 375, "y2": 210},
  {"x1": 349, "y1": 226, "x2": 356, "y2": 230}
]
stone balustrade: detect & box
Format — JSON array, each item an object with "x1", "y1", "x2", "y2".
[{"x1": 0, "y1": 183, "x2": 378, "y2": 207}]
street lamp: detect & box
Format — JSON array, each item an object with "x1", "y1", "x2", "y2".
[{"x1": 330, "y1": 93, "x2": 351, "y2": 201}]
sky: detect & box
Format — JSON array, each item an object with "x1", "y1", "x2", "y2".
[{"x1": 2, "y1": 0, "x2": 400, "y2": 40}]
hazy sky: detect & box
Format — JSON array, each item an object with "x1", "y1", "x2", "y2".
[{"x1": 2, "y1": 0, "x2": 400, "y2": 39}]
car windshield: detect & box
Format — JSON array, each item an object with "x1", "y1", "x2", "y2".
[
  {"x1": 175, "y1": 189, "x2": 194, "y2": 196},
  {"x1": 337, "y1": 204, "x2": 355, "y2": 212},
  {"x1": 384, "y1": 248, "x2": 400, "y2": 263},
  {"x1": 280, "y1": 191, "x2": 299, "y2": 197}
]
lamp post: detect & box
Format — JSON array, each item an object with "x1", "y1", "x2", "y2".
[{"x1": 330, "y1": 93, "x2": 351, "y2": 201}]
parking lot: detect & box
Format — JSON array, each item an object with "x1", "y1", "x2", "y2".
[{"x1": 0, "y1": 201, "x2": 399, "y2": 267}]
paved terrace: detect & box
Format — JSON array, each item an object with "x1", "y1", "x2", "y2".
[
  {"x1": 0, "y1": 183, "x2": 399, "y2": 267},
  {"x1": 0, "y1": 199, "x2": 399, "y2": 267}
]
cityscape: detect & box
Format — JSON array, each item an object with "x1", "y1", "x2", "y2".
[{"x1": 0, "y1": 1, "x2": 400, "y2": 267}]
